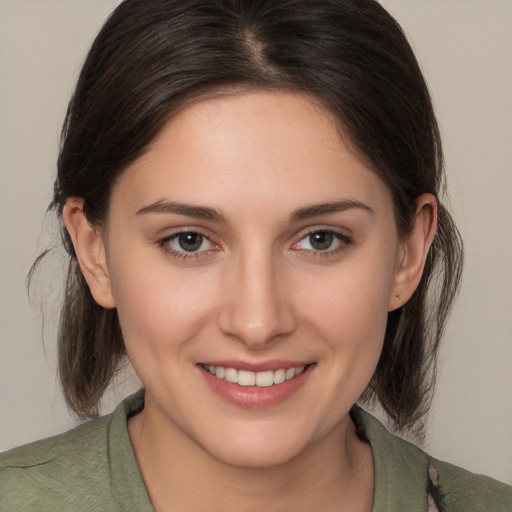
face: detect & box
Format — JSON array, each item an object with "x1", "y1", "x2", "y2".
[{"x1": 101, "y1": 91, "x2": 405, "y2": 467}]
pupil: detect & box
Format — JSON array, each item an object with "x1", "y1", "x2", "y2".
[
  {"x1": 310, "y1": 231, "x2": 333, "y2": 250},
  {"x1": 178, "y1": 233, "x2": 203, "y2": 252}
]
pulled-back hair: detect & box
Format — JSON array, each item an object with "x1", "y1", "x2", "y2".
[{"x1": 41, "y1": 0, "x2": 463, "y2": 431}]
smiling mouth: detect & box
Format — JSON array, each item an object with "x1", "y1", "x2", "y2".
[{"x1": 201, "y1": 364, "x2": 310, "y2": 387}]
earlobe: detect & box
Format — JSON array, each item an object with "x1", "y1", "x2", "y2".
[
  {"x1": 388, "y1": 194, "x2": 437, "y2": 311},
  {"x1": 63, "y1": 197, "x2": 116, "y2": 309}
]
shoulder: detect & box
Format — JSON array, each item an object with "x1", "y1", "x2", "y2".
[
  {"x1": 0, "y1": 392, "x2": 148, "y2": 512},
  {"x1": 352, "y1": 407, "x2": 512, "y2": 511},
  {"x1": 0, "y1": 414, "x2": 117, "y2": 511},
  {"x1": 431, "y1": 458, "x2": 512, "y2": 512},
  {"x1": 0, "y1": 413, "x2": 112, "y2": 467}
]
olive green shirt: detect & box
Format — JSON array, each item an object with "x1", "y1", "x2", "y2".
[{"x1": 1, "y1": 393, "x2": 511, "y2": 511}]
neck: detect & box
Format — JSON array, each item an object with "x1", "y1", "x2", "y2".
[{"x1": 128, "y1": 403, "x2": 374, "y2": 512}]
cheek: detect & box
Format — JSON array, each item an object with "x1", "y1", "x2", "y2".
[
  {"x1": 295, "y1": 248, "x2": 397, "y2": 386},
  {"x1": 302, "y1": 258, "x2": 394, "y2": 337},
  {"x1": 107, "y1": 250, "x2": 219, "y2": 359},
  {"x1": 341, "y1": 265, "x2": 392, "y2": 340},
  {"x1": 323, "y1": 281, "x2": 388, "y2": 377}
]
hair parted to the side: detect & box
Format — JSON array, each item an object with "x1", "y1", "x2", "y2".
[{"x1": 35, "y1": 0, "x2": 462, "y2": 431}]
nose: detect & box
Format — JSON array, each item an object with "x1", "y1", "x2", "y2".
[{"x1": 217, "y1": 250, "x2": 297, "y2": 349}]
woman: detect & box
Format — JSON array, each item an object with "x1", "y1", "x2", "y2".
[{"x1": 1, "y1": 0, "x2": 510, "y2": 510}]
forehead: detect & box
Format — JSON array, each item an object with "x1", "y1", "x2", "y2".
[{"x1": 111, "y1": 91, "x2": 392, "y2": 219}]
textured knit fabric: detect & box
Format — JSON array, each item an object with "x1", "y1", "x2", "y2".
[{"x1": 1, "y1": 393, "x2": 511, "y2": 511}]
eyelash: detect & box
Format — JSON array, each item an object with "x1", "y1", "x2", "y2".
[
  {"x1": 157, "y1": 228, "x2": 352, "y2": 261},
  {"x1": 292, "y1": 229, "x2": 352, "y2": 258},
  {"x1": 158, "y1": 229, "x2": 218, "y2": 261}
]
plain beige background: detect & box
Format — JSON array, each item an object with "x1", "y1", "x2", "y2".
[{"x1": 1, "y1": 0, "x2": 511, "y2": 485}]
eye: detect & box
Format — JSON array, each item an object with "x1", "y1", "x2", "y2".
[
  {"x1": 293, "y1": 230, "x2": 350, "y2": 252},
  {"x1": 173, "y1": 232, "x2": 208, "y2": 252},
  {"x1": 161, "y1": 231, "x2": 216, "y2": 256}
]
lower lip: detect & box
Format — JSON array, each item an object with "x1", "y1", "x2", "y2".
[{"x1": 200, "y1": 365, "x2": 314, "y2": 408}]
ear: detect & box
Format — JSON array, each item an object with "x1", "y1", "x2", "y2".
[
  {"x1": 63, "y1": 197, "x2": 116, "y2": 309},
  {"x1": 388, "y1": 193, "x2": 437, "y2": 311}
]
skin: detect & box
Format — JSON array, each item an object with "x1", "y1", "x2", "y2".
[{"x1": 64, "y1": 91, "x2": 436, "y2": 512}]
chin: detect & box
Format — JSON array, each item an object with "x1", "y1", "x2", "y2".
[
  {"x1": 197, "y1": 423, "x2": 315, "y2": 469},
  {"x1": 208, "y1": 442, "x2": 305, "y2": 469}
]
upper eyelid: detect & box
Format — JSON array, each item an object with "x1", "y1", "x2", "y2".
[
  {"x1": 158, "y1": 231, "x2": 219, "y2": 261},
  {"x1": 157, "y1": 226, "x2": 352, "y2": 249},
  {"x1": 159, "y1": 229, "x2": 217, "y2": 249},
  {"x1": 296, "y1": 226, "x2": 352, "y2": 241},
  {"x1": 290, "y1": 228, "x2": 352, "y2": 253},
  {"x1": 159, "y1": 227, "x2": 215, "y2": 242}
]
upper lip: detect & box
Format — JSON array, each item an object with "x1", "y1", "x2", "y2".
[{"x1": 198, "y1": 360, "x2": 313, "y2": 372}]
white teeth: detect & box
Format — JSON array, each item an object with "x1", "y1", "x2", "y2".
[
  {"x1": 204, "y1": 364, "x2": 309, "y2": 387},
  {"x1": 255, "y1": 370, "x2": 274, "y2": 387},
  {"x1": 273, "y1": 368, "x2": 286, "y2": 384},
  {"x1": 225, "y1": 368, "x2": 238, "y2": 383},
  {"x1": 238, "y1": 370, "x2": 256, "y2": 386}
]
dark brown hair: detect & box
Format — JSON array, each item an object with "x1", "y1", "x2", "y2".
[{"x1": 40, "y1": 0, "x2": 463, "y2": 431}]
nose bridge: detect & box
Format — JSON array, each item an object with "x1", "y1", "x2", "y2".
[{"x1": 218, "y1": 243, "x2": 296, "y2": 348}]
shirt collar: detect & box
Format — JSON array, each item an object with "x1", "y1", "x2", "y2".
[{"x1": 352, "y1": 406, "x2": 429, "y2": 512}]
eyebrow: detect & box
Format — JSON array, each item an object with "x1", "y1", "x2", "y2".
[
  {"x1": 289, "y1": 199, "x2": 373, "y2": 222},
  {"x1": 136, "y1": 201, "x2": 227, "y2": 223},
  {"x1": 136, "y1": 198, "x2": 373, "y2": 223}
]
